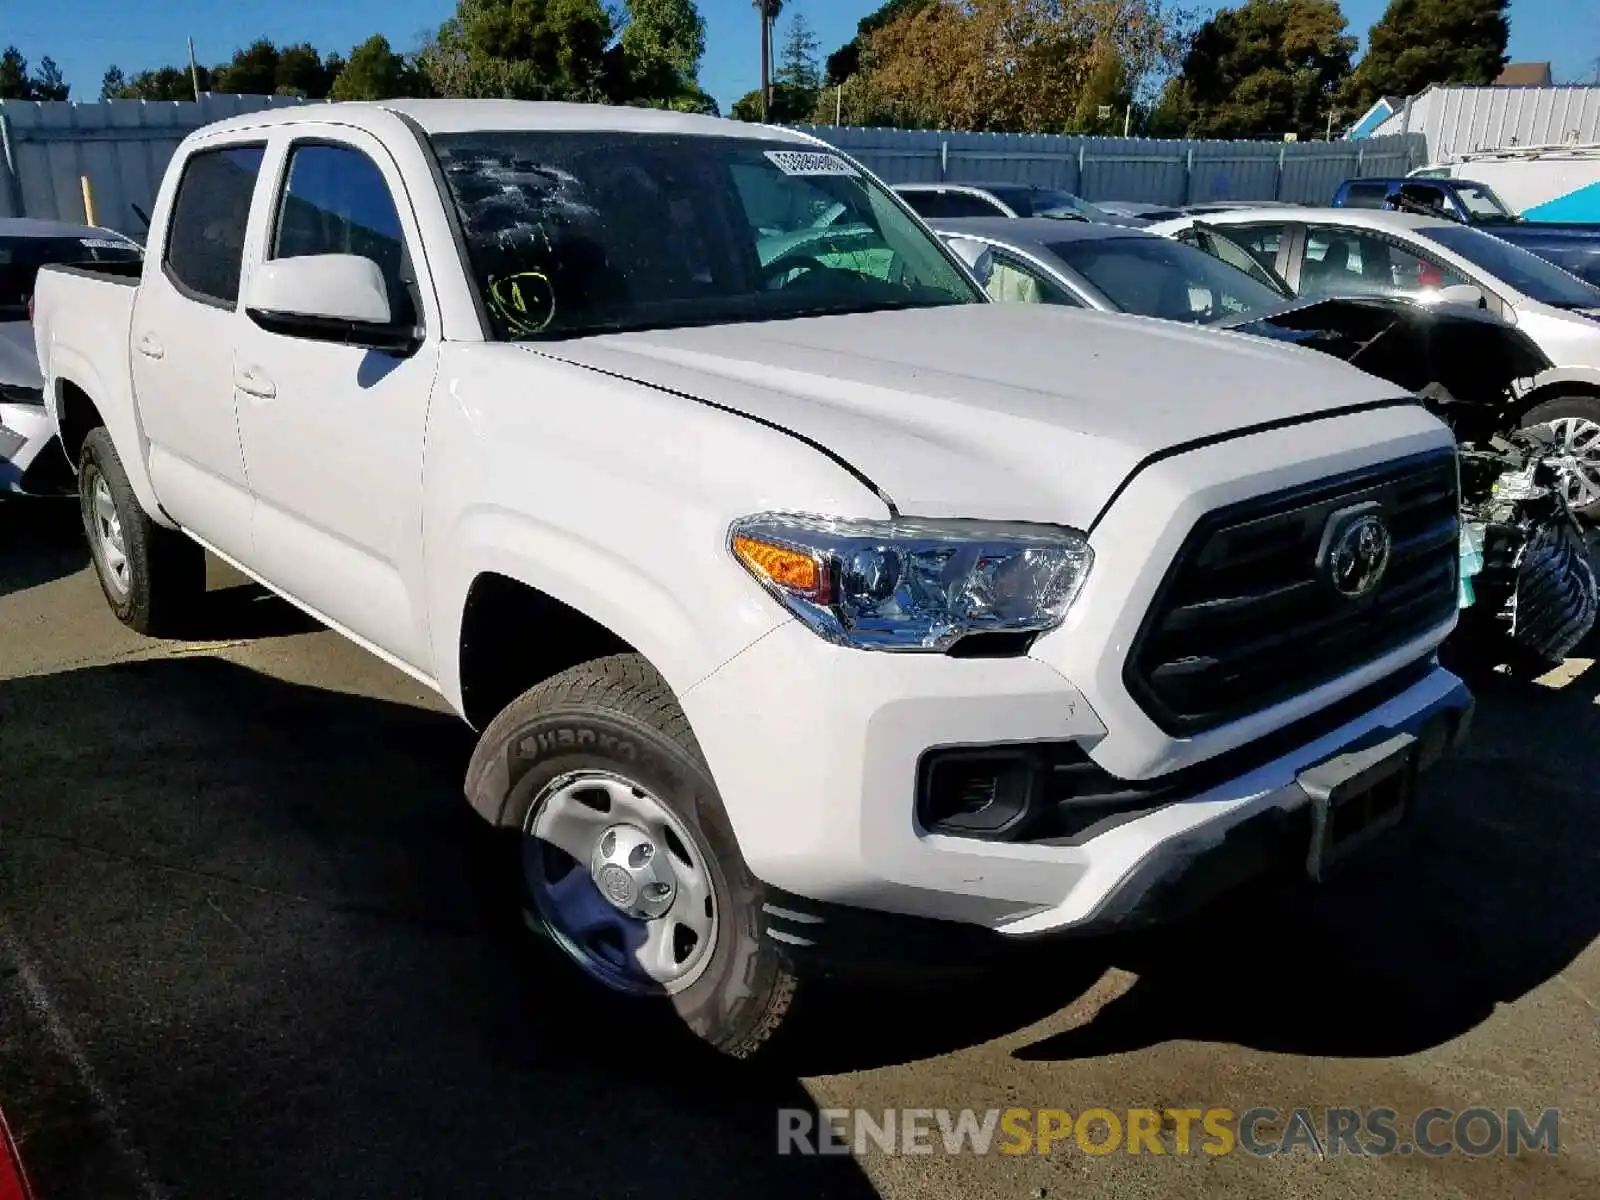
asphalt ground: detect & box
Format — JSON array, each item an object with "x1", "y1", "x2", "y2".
[{"x1": 1, "y1": 496, "x2": 1598, "y2": 1200}]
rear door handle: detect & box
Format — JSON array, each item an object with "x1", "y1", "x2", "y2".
[
  {"x1": 234, "y1": 367, "x2": 275, "y2": 400},
  {"x1": 136, "y1": 332, "x2": 164, "y2": 360}
]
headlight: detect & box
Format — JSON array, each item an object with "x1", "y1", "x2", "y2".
[{"x1": 728, "y1": 512, "x2": 1092, "y2": 651}]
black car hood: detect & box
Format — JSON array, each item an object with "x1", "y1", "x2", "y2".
[{"x1": 1218, "y1": 294, "x2": 1552, "y2": 411}]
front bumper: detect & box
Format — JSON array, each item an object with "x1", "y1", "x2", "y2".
[{"x1": 681, "y1": 616, "x2": 1473, "y2": 947}]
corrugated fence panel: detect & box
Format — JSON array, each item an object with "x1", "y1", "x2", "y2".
[
  {"x1": 0, "y1": 94, "x2": 313, "y2": 232},
  {"x1": 0, "y1": 101, "x2": 1423, "y2": 227},
  {"x1": 794, "y1": 124, "x2": 1423, "y2": 203}
]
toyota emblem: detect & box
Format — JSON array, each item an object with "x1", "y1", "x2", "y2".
[{"x1": 1326, "y1": 512, "x2": 1393, "y2": 599}]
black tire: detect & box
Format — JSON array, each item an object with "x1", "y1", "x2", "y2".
[
  {"x1": 464, "y1": 653, "x2": 799, "y2": 1058},
  {"x1": 78, "y1": 426, "x2": 206, "y2": 636},
  {"x1": 1520, "y1": 393, "x2": 1600, "y2": 521}
]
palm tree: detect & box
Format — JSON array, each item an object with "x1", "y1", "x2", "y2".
[{"x1": 754, "y1": 0, "x2": 784, "y2": 120}]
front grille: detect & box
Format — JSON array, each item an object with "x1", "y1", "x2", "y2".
[{"x1": 1125, "y1": 449, "x2": 1459, "y2": 735}]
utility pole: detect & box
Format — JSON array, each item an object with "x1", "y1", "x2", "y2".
[
  {"x1": 187, "y1": 37, "x2": 201, "y2": 102},
  {"x1": 836, "y1": 84, "x2": 843, "y2": 126},
  {"x1": 1123, "y1": 106, "x2": 1131, "y2": 137}
]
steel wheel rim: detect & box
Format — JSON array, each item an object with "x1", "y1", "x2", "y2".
[
  {"x1": 523, "y1": 769, "x2": 718, "y2": 996},
  {"x1": 87, "y1": 472, "x2": 130, "y2": 598},
  {"x1": 1541, "y1": 417, "x2": 1600, "y2": 510}
]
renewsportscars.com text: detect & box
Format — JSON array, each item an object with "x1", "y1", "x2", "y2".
[{"x1": 777, "y1": 1107, "x2": 1560, "y2": 1158}]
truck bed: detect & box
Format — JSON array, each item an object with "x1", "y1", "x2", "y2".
[{"x1": 31, "y1": 260, "x2": 151, "y2": 510}]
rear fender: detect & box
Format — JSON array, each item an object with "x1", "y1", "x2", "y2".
[{"x1": 46, "y1": 345, "x2": 171, "y2": 527}]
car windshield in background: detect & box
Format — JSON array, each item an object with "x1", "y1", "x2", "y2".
[
  {"x1": 988, "y1": 186, "x2": 1108, "y2": 222},
  {"x1": 1050, "y1": 235, "x2": 1287, "y2": 324},
  {"x1": 1418, "y1": 223, "x2": 1600, "y2": 309},
  {"x1": 0, "y1": 234, "x2": 141, "y2": 320},
  {"x1": 1454, "y1": 183, "x2": 1513, "y2": 220},
  {"x1": 426, "y1": 133, "x2": 983, "y2": 340}
]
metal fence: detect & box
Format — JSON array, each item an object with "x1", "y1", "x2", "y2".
[
  {"x1": 0, "y1": 94, "x2": 1425, "y2": 234},
  {"x1": 793, "y1": 126, "x2": 1427, "y2": 204},
  {"x1": 0, "y1": 94, "x2": 313, "y2": 235}
]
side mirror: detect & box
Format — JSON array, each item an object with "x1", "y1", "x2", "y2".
[
  {"x1": 244, "y1": 254, "x2": 419, "y2": 354},
  {"x1": 1430, "y1": 283, "x2": 1485, "y2": 309},
  {"x1": 942, "y1": 236, "x2": 994, "y2": 287}
]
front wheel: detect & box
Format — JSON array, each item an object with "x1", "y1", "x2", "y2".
[
  {"x1": 1520, "y1": 394, "x2": 1600, "y2": 521},
  {"x1": 78, "y1": 426, "x2": 206, "y2": 636},
  {"x1": 464, "y1": 653, "x2": 800, "y2": 1058}
]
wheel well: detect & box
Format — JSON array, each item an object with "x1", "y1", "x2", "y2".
[
  {"x1": 1523, "y1": 379, "x2": 1600, "y2": 411},
  {"x1": 55, "y1": 380, "x2": 103, "y2": 468},
  {"x1": 458, "y1": 573, "x2": 638, "y2": 730}
]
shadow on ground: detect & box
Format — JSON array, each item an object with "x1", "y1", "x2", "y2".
[
  {"x1": 0, "y1": 657, "x2": 877, "y2": 1200},
  {"x1": 2, "y1": 639, "x2": 1597, "y2": 1196},
  {"x1": 0, "y1": 498, "x2": 86, "y2": 597},
  {"x1": 1015, "y1": 665, "x2": 1600, "y2": 1063}
]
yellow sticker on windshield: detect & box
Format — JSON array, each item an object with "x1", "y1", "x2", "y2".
[{"x1": 487, "y1": 271, "x2": 556, "y2": 335}]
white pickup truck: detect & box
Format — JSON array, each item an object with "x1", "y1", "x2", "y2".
[{"x1": 34, "y1": 100, "x2": 1473, "y2": 1057}]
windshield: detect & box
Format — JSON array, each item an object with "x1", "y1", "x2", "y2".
[
  {"x1": 1418, "y1": 224, "x2": 1600, "y2": 309},
  {"x1": 1051, "y1": 235, "x2": 1288, "y2": 324},
  {"x1": 0, "y1": 234, "x2": 141, "y2": 320},
  {"x1": 427, "y1": 133, "x2": 982, "y2": 340},
  {"x1": 1455, "y1": 182, "x2": 1514, "y2": 220}
]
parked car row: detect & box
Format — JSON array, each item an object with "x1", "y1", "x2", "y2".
[{"x1": 12, "y1": 101, "x2": 1592, "y2": 1062}]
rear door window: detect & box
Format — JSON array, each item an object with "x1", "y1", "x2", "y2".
[
  {"x1": 163, "y1": 144, "x2": 266, "y2": 306},
  {"x1": 1299, "y1": 228, "x2": 1466, "y2": 298}
]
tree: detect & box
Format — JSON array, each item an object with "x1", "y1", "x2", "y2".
[
  {"x1": 32, "y1": 56, "x2": 69, "y2": 100},
  {"x1": 110, "y1": 65, "x2": 212, "y2": 100},
  {"x1": 208, "y1": 39, "x2": 340, "y2": 98},
  {"x1": 0, "y1": 47, "x2": 72, "y2": 100},
  {"x1": 275, "y1": 42, "x2": 340, "y2": 97},
  {"x1": 777, "y1": 12, "x2": 821, "y2": 91},
  {"x1": 418, "y1": 0, "x2": 615, "y2": 101},
  {"x1": 618, "y1": 0, "x2": 709, "y2": 106},
  {"x1": 829, "y1": 0, "x2": 1183, "y2": 133},
  {"x1": 1339, "y1": 0, "x2": 1509, "y2": 116},
  {"x1": 821, "y1": 0, "x2": 934, "y2": 86},
  {"x1": 101, "y1": 66, "x2": 128, "y2": 101},
  {"x1": 1164, "y1": 0, "x2": 1355, "y2": 140},
  {"x1": 0, "y1": 47, "x2": 32, "y2": 99},
  {"x1": 331, "y1": 35, "x2": 424, "y2": 100},
  {"x1": 732, "y1": 80, "x2": 815, "y2": 121},
  {"x1": 753, "y1": 0, "x2": 783, "y2": 118}
]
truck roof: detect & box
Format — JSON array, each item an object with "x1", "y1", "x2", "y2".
[{"x1": 195, "y1": 99, "x2": 816, "y2": 144}]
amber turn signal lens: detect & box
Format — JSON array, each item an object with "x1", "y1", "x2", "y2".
[{"x1": 732, "y1": 534, "x2": 831, "y2": 602}]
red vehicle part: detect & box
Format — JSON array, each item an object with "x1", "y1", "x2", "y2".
[{"x1": 0, "y1": 1107, "x2": 34, "y2": 1200}]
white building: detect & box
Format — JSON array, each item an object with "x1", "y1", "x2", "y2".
[{"x1": 1366, "y1": 83, "x2": 1600, "y2": 164}]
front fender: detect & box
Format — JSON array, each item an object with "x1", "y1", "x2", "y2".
[
  {"x1": 1525, "y1": 364, "x2": 1600, "y2": 403},
  {"x1": 429, "y1": 506, "x2": 790, "y2": 718}
]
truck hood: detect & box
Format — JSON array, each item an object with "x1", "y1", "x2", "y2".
[{"x1": 533, "y1": 304, "x2": 1403, "y2": 528}]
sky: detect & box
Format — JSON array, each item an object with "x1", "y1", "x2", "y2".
[{"x1": 4, "y1": 0, "x2": 1595, "y2": 115}]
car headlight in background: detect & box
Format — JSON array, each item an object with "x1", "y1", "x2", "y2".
[{"x1": 729, "y1": 512, "x2": 1092, "y2": 651}]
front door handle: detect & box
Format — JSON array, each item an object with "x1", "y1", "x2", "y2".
[
  {"x1": 136, "y1": 332, "x2": 164, "y2": 360},
  {"x1": 234, "y1": 367, "x2": 276, "y2": 400}
]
